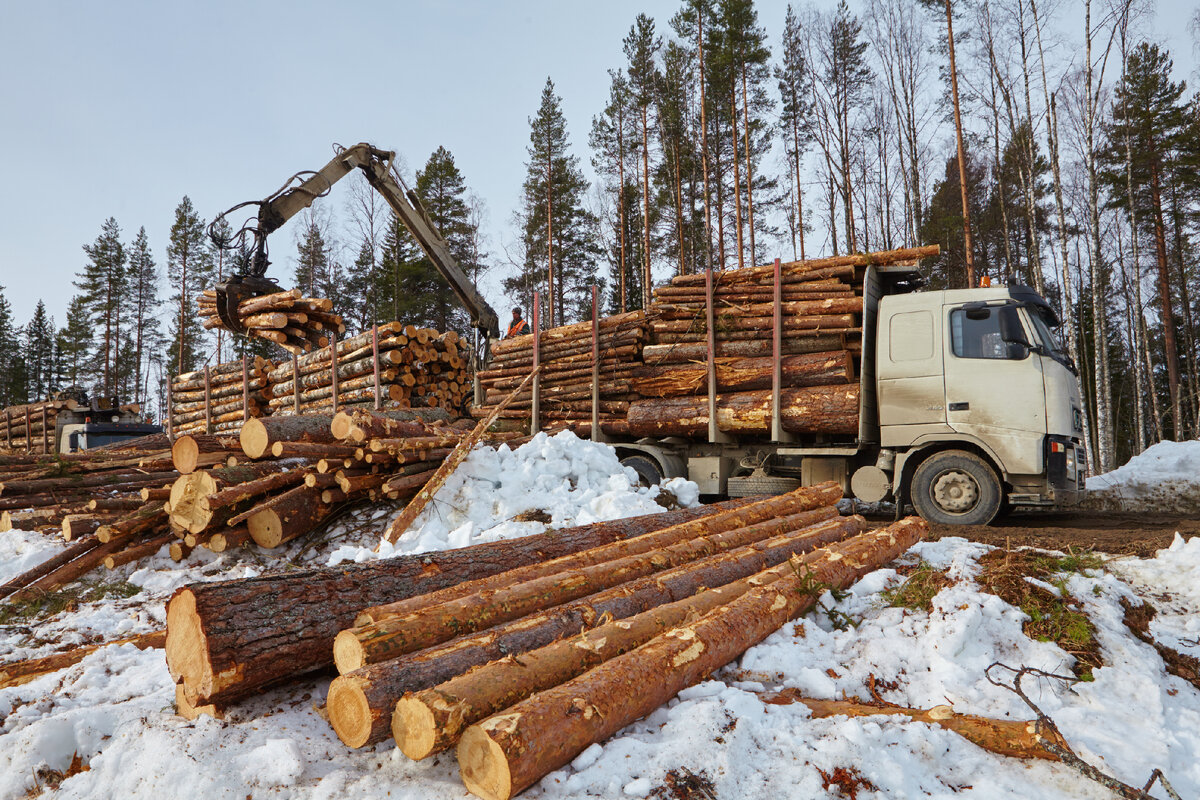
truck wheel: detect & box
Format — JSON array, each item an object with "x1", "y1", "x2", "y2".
[
  {"x1": 621, "y1": 455, "x2": 663, "y2": 488},
  {"x1": 910, "y1": 451, "x2": 1001, "y2": 525}
]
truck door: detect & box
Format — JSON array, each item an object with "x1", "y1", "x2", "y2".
[{"x1": 942, "y1": 303, "x2": 1047, "y2": 475}]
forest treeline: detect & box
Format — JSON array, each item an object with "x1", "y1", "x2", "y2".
[{"x1": 0, "y1": 0, "x2": 1196, "y2": 474}]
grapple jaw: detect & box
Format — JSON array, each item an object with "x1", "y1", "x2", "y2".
[{"x1": 213, "y1": 274, "x2": 282, "y2": 334}]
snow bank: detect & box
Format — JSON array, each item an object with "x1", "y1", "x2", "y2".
[
  {"x1": 328, "y1": 431, "x2": 699, "y2": 564},
  {"x1": 1085, "y1": 439, "x2": 1200, "y2": 512}
]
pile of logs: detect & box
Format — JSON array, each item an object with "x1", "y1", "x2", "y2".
[
  {"x1": 1, "y1": 398, "x2": 77, "y2": 453},
  {"x1": 162, "y1": 482, "x2": 926, "y2": 799},
  {"x1": 474, "y1": 310, "x2": 648, "y2": 436},
  {"x1": 170, "y1": 358, "x2": 273, "y2": 436},
  {"x1": 198, "y1": 288, "x2": 346, "y2": 354},
  {"x1": 264, "y1": 324, "x2": 469, "y2": 416}
]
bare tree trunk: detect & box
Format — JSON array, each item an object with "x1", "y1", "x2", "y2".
[
  {"x1": 730, "y1": 79, "x2": 745, "y2": 270},
  {"x1": 546, "y1": 137, "x2": 555, "y2": 328},
  {"x1": 617, "y1": 103, "x2": 628, "y2": 312},
  {"x1": 698, "y1": 15, "x2": 715, "y2": 272},
  {"x1": 742, "y1": 65, "x2": 757, "y2": 268},
  {"x1": 1116, "y1": 219, "x2": 1147, "y2": 452},
  {"x1": 945, "y1": 0, "x2": 975, "y2": 287},
  {"x1": 827, "y1": 169, "x2": 839, "y2": 256},
  {"x1": 641, "y1": 105, "x2": 653, "y2": 309},
  {"x1": 791, "y1": 111, "x2": 807, "y2": 260}
]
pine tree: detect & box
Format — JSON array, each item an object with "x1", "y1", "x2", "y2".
[
  {"x1": 23, "y1": 301, "x2": 55, "y2": 400},
  {"x1": 825, "y1": 0, "x2": 871, "y2": 252},
  {"x1": 166, "y1": 196, "x2": 211, "y2": 375},
  {"x1": 624, "y1": 15, "x2": 662, "y2": 308},
  {"x1": 294, "y1": 218, "x2": 328, "y2": 299},
  {"x1": 127, "y1": 227, "x2": 162, "y2": 403},
  {"x1": 56, "y1": 295, "x2": 92, "y2": 391},
  {"x1": 506, "y1": 78, "x2": 600, "y2": 325},
  {"x1": 655, "y1": 40, "x2": 706, "y2": 277},
  {"x1": 208, "y1": 217, "x2": 235, "y2": 363},
  {"x1": 76, "y1": 217, "x2": 127, "y2": 395},
  {"x1": 591, "y1": 69, "x2": 637, "y2": 312},
  {"x1": 777, "y1": 4, "x2": 812, "y2": 260}
]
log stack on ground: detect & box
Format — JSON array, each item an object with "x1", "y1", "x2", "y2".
[
  {"x1": 170, "y1": 358, "x2": 274, "y2": 436},
  {"x1": 197, "y1": 288, "x2": 345, "y2": 354},
  {"x1": 264, "y1": 324, "x2": 469, "y2": 416},
  {"x1": 0, "y1": 397, "x2": 93, "y2": 453}
]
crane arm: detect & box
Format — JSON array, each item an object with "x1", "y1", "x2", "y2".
[{"x1": 232, "y1": 142, "x2": 500, "y2": 341}]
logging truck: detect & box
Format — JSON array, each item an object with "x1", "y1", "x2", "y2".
[
  {"x1": 0, "y1": 390, "x2": 161, "y2": 454},
  {"x1": 211, "y1": 143, "x2": 1085, "y2": 525}
]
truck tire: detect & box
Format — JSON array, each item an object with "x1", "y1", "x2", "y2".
[
  {"x1": 727, "y1": 474, "x2": 802, "y2": 497},
  {"x1": 910, "y1": 450, "x2": 1001, "y2": 526},
  {"x1": 620, "y1": 455, "x2": 664, "y2": 488}
]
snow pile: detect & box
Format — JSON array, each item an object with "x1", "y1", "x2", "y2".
[
  {"x1": 0, "y1": 528, "x2": 62, "y2": 584},
  {"x1": 1085, "y1": 439, "x2": 1200, "y2": 512},
  {"x1": 328, "y1": 431, "x2": 698, "y2": 564}
]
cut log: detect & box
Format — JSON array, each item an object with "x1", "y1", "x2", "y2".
[
  {"x1": 207, "y1": 526, "x2": 252, "y2": 552},
  {"x1": 165, "y1": 501, "x2": 750, "y2": 706},
  {"x1": 631, "y1": 351, "x2": 853, "y2": 398},
  {"x1": 240, "y1": 415, "x2": 336, "y2": 459},
  {"x1": 103, "y1": 533, "x2": 174, "y2": 569},
  {"x1": 246, "y1": 486, "x2": 333, "y2": 548},
  {"x1": 172, "y1": 434, "x2": 241, "y2": 474},
  {"x1": 0, "y1": 536, "x2": 100, "y2": 599},
  {"x1": 626, "y1": 386, "x2": 860, "y2": 437},
  {"x1": 330, "y1": 511, "x2": 856, "y2": 749},
  {"x1": 0, "y1": 631, "x2": 165, "y2": 690},
  {"x1": 455, "y1": 518, "x2": 927, "y2": 800}
]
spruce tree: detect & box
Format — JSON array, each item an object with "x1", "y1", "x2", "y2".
[
  {"x1": 506, "y1": 78, "x2": 600, "y2": 325},
  {"x1": 294, "y1": 219, "x2": 328, "y2": 298},
  {"x1": 23, "y1": 301, "x2": 55, "y2": 400},
  {"x1": 56, "y1": 295, "x2": 93, "y2": 391},
  {"x1": 166, "y1": 196, "x2": 211, "y2": 375},
  {"x1": 590, "y1": 69, "x2": 640, "y2": 312},
  {"x1": 76, "y1": 217, "x2": 127, "y2": 395},
  {"x1": 128, "y1": 227, "x2": 163, "y2": 403},
  {"x1": 0, "y1": 287, "x2": 18, "y2": 406},
  {"x1": 390, "y1": 147, "x2": 480, "y2": 333}
]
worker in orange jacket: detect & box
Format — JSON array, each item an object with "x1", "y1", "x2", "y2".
[{"x1": 506, "y1": 307, "x2": 528, "y2": 338}]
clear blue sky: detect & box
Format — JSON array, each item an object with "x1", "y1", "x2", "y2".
[{"x1": 0, "y1": 0, "x2": 1194, "y2": 328}]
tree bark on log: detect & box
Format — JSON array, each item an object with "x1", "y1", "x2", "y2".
[
  {"x1": 338, "y1": 487, "x2": 844, "y2": 672},
  {"x1": 0, "y1": 630, "x2": 165, "y2": 690},
  {"x1": 631, "y1": 351, "x2": 853, "y2": 397},
  {"x1": 164, "y1": 501, "x2": 750, "y2": 706},
  {"x1": 455, "y1": 518, "x2": 927, "y2": 800},
  {"x1": 330, "y1": 511, "x2": 856, "y2": 749},
  {"x1": 626, "y1": 386, "x2": 860, "y2": 437},
  {"x1": 329, "y1": 408, "x2": 452, "y2": 441},
  {"x1": 240, "y1": 415, "x2": 337, "y2": 459},
  {"x1": 0, "y1": 536, "x2": 100, "y2": 599},
  {"x1": 246, "y1": 486, "x2": 333, "y2": 548},
  {"x1": 665, "y1": 246, "x2": 937, "y2": 287}
]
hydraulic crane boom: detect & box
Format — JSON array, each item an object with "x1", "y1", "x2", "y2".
[{"x1": 211, "y1": 143, "x2": 501, "y2": 341}]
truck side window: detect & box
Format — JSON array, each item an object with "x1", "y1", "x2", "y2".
[{"x1": 950, "y1": 307, "x2": 1022, "y2": 359}]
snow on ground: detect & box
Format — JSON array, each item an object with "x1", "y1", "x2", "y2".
[
  {"x1": 2, "y1": 432, "x2": 1199, "y2": 799},
  {"x1": 1085, "y1": 439, "x2": 1200, "y2": 513}
]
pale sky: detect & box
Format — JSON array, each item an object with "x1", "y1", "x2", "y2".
[{"x1": 0, "y1": 0, "x2": 1195, "y2": 329}]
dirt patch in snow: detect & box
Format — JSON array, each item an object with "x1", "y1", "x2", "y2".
[
  {"x1": 1120, "y1": 597, "x2": 1200, "y2": 692},
  {"x1": 919, "y1": 510, "x2": 1200, "y2": 557}
]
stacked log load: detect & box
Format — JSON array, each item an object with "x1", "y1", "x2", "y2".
[
  {"x1": 0, "y1": 398, "x2": 77, "y2": 453},
  {"x1": 470, "y1": 246, "x2": 937, "y2": 441},
  {"x1": 198, "y1": 288, "x2": 346, "y2": 354},
  {"x1": 474, "y1": 310, "x2": 648, "y2": 435},
  {"x1": 170, "y1": 358, "x2": 273, "y2": 436},
  {"x1": 162, "y1": 482, "x2": 926, "y2": 799},
  {"x1": 265, "y1": 324, "x2": 469, "y2": 416}
]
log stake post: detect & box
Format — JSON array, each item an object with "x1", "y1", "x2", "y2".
[
  {"x1": 23, "y1": 407, "x2": 30, "y2": 453},
  {"x1": 705, "y1": 267, "x2": 732, "y2": 444},
  {"x1": 531, "y1": 291, "x2": 541, "y2": 436},
  {"x1": 330, "y1": 331, "x2": 340, "y2": 415},
  {"x1": 590, "y1": 284, "x2": 608, "y2": 443},
  {"x1": 166, "y1": 380, "x2": 173, "y2": 440},
  {"x1": 372, "y1": 324, "x2": 381, "y2": 411},
  {"x1": 772, "y1": 257, "x2": 797, "y2": 443},
  {"x1": 41, "y1": 406, "x2": 48, "y2": 454},
  {"x1": 203, "y1": 366, "x2": 212, "y2": 435},
  {"x1": 292, "y1": 354, "x2": 301, "y2": 414},
  {"x1": 5, "y1": 408, "x2": 11, "y2": 449},
  {"x1": 241, "y1": 355, "x2": 250, "y2": 423}
]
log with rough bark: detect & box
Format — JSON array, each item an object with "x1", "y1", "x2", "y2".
[
  {"x1": 455, "y1": 518, "x2": 927, "y2": 800},
  {"x1": 172, "y1": 434, "x2": 241, "y2": 474},
  {"x1": 626, "y1": 386, "x2": 860, "y2": 437},
  {"x1": 246, "y1": 485, "x2": 334, "y2": 548},
  {"x1": 330, "y1": 510, "x2": 856, "y2": 749},
  {"x1": 665, "y1": 246, "x2": 938, "y2": 287},
  {"x1": 756, "y1": 689, "x2": 1067, "y2": 761},
  {"x1": 631, "y1": 351, "x2": 854, "y2": 398},
  {"x1": 331, "y1": 408, "x2": 454, "y2": 442},
  {"x1": 164, "y1": 501, "x2": 750, "y2": 707},
  {"x1": 240, "y1": 415, "x2": 337, "y2": 459},
  {"x1": 197, "y1": 288, "x2": 343, "y2": 353},
  {"x1": 0, "y1": 537, "x2": 100, "y2": 599},
  {"x1": 103, "y1": 532, "x2": 174, "y2": 569},
  {"x1": 338, "y1": 495, "x2": 846, "y2": 673},
  {"x1": 168, "y1": 463, "x2": 294, "y2": 534},
  {"x1": 0, "y1": 631, "x2": 166, "y2": 690}
]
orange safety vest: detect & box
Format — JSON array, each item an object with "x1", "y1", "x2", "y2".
[{"x1": 507, "y1": 318, "x2": 528, "y2": 338}]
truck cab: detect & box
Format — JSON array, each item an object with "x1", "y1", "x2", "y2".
[{"x1": 865, "y1": 282, "x2": 1086, "y2": 523}]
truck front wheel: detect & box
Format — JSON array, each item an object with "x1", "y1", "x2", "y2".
[
  {"x1": 620, "y1": 455, "x2": 664, "y2": 488},
  {"x1": 910, "y1": 451, "x2": 1002, "y2": 526}
]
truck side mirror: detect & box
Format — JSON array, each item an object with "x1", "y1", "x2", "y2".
[{"x1": 998, "y1": 306, "x2": 1031, "y2": 359}]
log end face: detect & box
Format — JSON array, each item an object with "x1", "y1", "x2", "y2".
[
  {"x1": 457, "y1": 724, "x2": 513, "y2": 800},
  {"x1": 393, "y1": 695, "x2": 439, "y2": 761},
  {"x1": 240, "y1": 418, "x2": 268, "y2": 459},
  {"x1": 332, "y1": 630, "x2": 367, "y2": 674},
  {"x1": 247, "y1": 509, "x2": 283, "y2": 549},
  {"x1": 327, "y1": 675, "x2": 374, "y2": 749},
  {"x1": 165, "y1": 589, "x2": 213, "y2": 695},
  {"x1": 171, "y1": 436, "x2": 200, "y2": 475}
]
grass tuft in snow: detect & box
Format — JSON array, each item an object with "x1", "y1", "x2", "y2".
[
  {"x1": 1036, "y1": 546, "x2": 1105, "y2": 575},
  {"x1": 0, "y1": 579, "x2": 141, "y2": 626},
  {"x1": 975, "y1": 549, "x2": 1102, "y2": 680},
  {"x1": 880, "y1": 561, "x2": 953, "y2": 611}
]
